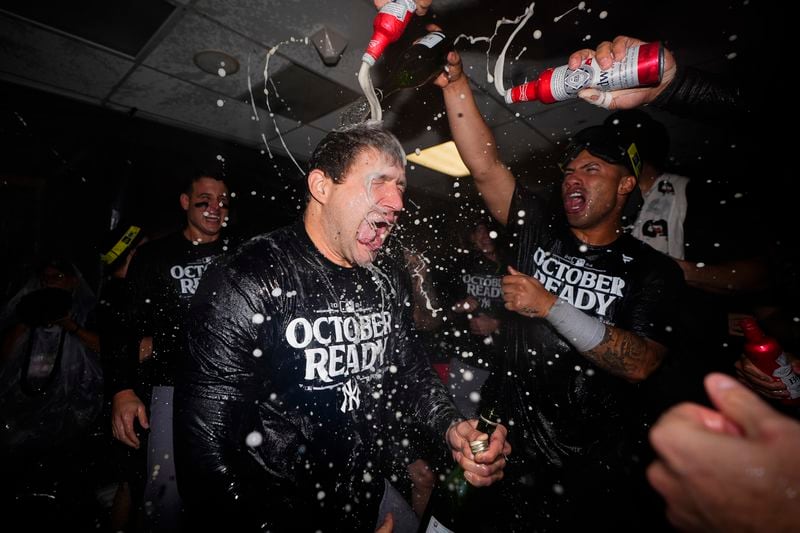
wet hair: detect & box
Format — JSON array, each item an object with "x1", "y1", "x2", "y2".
[
  {"x1": 603, "y1": 109, "x2": 670, "y2": 170},
  {"x1": 307, "y1": 120, "x2": 406, "y2": 185}
]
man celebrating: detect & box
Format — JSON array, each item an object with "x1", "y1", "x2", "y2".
[
  {"x1": 436, "y1": 51, "x2": 684, "y2": 530},
  {"x1": 174, "y1": 121, "x2": 509, "y2": 532},
  {"x1": 108, "y1": 171, "x2": 232, "y2": 531}
]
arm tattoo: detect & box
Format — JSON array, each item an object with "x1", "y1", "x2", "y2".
[{"x1": 583, "y1": 326, "x2": 661, "y2": 381}]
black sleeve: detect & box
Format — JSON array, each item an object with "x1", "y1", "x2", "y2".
[
  {"x1": 173, "y1": 259, "x2": 272, "y2": 529},
  {"x1": 652, "y1": 66, "x2": 749, "y2": 122},
  {"x1": 104, "y1": 248, "x2": 152, "y2": 396},
  {"x1": 97, "y1": 281, "x2": 138, "y2": 394},
  {"x1": 620, "y1": 255, "x2": 685, "y2": 349}
]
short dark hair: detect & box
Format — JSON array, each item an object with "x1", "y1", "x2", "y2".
[
  {"x1": 182, "y1": 171, "x2": 226, "y2": 197},
  {"x1": 307, "y1": 120, "x2": 406, "y2": 185}
]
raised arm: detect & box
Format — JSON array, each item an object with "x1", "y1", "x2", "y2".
[{"x1": 435, "y1": 51, "x2": 516, "y2": 226}]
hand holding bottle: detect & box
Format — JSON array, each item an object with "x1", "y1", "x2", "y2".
[
  {"x1": 363, "y1": 0, "x2": 417, "y2": 66},
  {"x1": 433, "y1": 48, "x2": 465, "y2": 89},
  {"x1": 569, "y1": 35, "x2": 677, "y2": 110},
  {"x1": 445, "y1": 418, "x2": 511, "y2": 487},
  {"x1": 736, "y1": 317, "x2": 800, "y2": 405},
  {"x1": 735, "y1": 354, "x2": 800, "y2": 401},
  {"x1": 374, "y1": 0, "x2": 432, "y2": 16}
]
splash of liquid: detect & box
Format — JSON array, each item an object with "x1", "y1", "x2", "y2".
[
  {"x1": 358, "y1": 61, "x2": 383, "y2": 122},
  {"x1": 492, "y1": 2, "x2": 536, "y2": 96},
  {"x1": 452, "y1": 1, "x2": 536, "y2": 88}
]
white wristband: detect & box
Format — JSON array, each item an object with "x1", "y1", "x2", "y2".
[{"x1": 545, "y1": 298, "x2": 607, "y2": 352}]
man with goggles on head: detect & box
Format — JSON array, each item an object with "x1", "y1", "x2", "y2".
[{"x1": 435, "y1": 49, "x2": 684, "y2": 531}]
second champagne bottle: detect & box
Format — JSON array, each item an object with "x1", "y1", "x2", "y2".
[
  {"x1": 341, "y1": 30, "x2": 451, "y2": 127},
  {"x1": 505, "y1": 41, "x2": 664, "y2": 104},
  {"x1": 416, "y1": 399, "x2": 502, "y2": 532}
]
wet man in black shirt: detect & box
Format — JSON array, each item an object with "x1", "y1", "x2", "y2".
[
  {"x1": 174, "y1": 121, "x2": 510, "y2": 532},
  {"x1": 436, "y1": 50, "x2": 684, "y2": 531}
]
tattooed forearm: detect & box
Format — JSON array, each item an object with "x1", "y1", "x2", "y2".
[{"x1": 583, "y1": 326, "x2": 664, "y2": 382}]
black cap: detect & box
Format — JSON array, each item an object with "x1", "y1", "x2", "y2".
[
  {"x1": 604, "y1": 109, "x2": 669, "y2": 169},
  {"x1": 560, "y1": 125, "x2": 642, "y2": 179}
]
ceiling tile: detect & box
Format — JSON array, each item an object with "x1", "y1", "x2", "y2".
[
  {"x1": 0, "y1": 14, "x2": 133, "y2": 100},
  {"x1": 110, "y1": 65, "x2": 298, "y2": 147},
  {"x1": 1, "y1": 0, "x2": 175, "y2": 57},
  {"x1": 142, "y1": 10, "x2": 287, "y2": 99}
]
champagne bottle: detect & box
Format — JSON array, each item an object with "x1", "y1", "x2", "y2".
[
  {"x1": 505, "y1": 41, "x2": 664, "y2": 104},
  {"x1": 342, "y1": 31, "x2": 451, "y2": 126},
  {"x1": 362, "y1": 0, "x2": 417, "y2": 66},
  {"x1": 417, "y1": 402, "x2": 501, "y2": 532},
  {"x1": 740, "y1": 317, "x2": 800, "y2": 405}
]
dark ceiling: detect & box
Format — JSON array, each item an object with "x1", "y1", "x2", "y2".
[{"x1": 0, "y1": 0, "x2": 790, "y2": 290}]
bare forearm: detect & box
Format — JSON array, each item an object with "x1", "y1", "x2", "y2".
[
  {"x1": 73, "y1": 327, "x2": 101, "y2": 353},
  {"x1": 443, "y1": 78, "x2": 500, "y2": 176},
  {"x1": 443, "y1": 77, "x2": 514, "y2": 225},
  {"x1": 583, "y1": 326, "x2": 665, "y2": 382},
  {"x1": 680, "y1": 259, "x2": 769, "y2": 294},
  {"x1": 60, "y1": 316, "x2": 101, "y2": 353}
]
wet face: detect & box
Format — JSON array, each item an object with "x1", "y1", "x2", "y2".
[
  {"x1": 561, "y1": 150, "x2": 629, "y2": 231},
  {"x1": 181, "y1": 177, "x2": 229, "y2": 241},
  {"x1": 322, "y1": 148, "x2": 406, "y2": 267}
]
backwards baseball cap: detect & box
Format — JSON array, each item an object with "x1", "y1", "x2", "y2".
[{"x1": 559, "y1": 125, "x2": 642, "y2": 179}]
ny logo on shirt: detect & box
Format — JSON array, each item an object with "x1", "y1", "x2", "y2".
[{"x1": 340, "y1": 378, "x2": 361, "y2": 413}]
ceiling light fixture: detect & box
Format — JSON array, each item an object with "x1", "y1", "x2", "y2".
[
  {"x1": 193, "y1": 49, "x2": 240, "y2": 78},
  {"x1": 311, "y1": 25, "x2": 348, "y2": 66},
  {"x1": 407, "y1": 140, "x2": 470, "y2": 177}
]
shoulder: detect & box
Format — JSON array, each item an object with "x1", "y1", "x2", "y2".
[
  {"x1": 134, "y1": 231, "x2": 185, "y2": 258},
  {"x1": 206, "y1": 227, "x2": 299, "y2": 282}
]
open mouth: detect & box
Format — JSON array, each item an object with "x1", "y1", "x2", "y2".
[
  {"x1": 563, "y1": 190, "x2": 587, "y2": 215},
  {"x1": 202, "y1": 211, "x2": 221, "y2": 223},
  {"x1": 357, "y1": 218, "x2": 393, "y2": 252}
]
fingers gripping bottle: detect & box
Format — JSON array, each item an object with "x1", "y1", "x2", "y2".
[
  {"x1": 740, "y1": 317, "x2": 800, "y2": 405},
  {"x1": 417, "y1": 383, "x2": 502, "y2": 533},
  {"x1": 341, "y1": 30, "x2": 450, "y2": 127},
  {"x1": 362, "y1": 0, "x2": 417, "y2": 66},
  {"x1": 505, "y1": 41, "x2": 664, "y2": 104}
]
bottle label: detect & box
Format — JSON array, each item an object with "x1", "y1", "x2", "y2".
[
  {"x1": 549, "y1": 45, "x2": 644, "y2": 101},
  {"x1": 772, "y1": 363, "x2": 800, "y2": 399},
  {"x1": 414, "y1": 31, "x2": 445, "y2": 49},
  {"x1": 424, "y1": 516, "x2": 456, "y2": 533},
  {"x1": 380, "y1": 0, "x2": 415, "y2": 21}
]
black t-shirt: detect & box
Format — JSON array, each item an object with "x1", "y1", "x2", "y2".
[
  {"x1": 499, "y1": 184, "x2": 683, "y2": 474},
  {"x1": 174, "y1": 221, "x2": 461, "y2": 532},
  {"x1": 121, "y1": 231, "x2": 232, "y2": 392},
  {"x1": 446, "y1": 252, "x2": 508, "y2": 367},
  {"x1": 97, "y1": 276, "x2": 136, "y2": 396}
]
